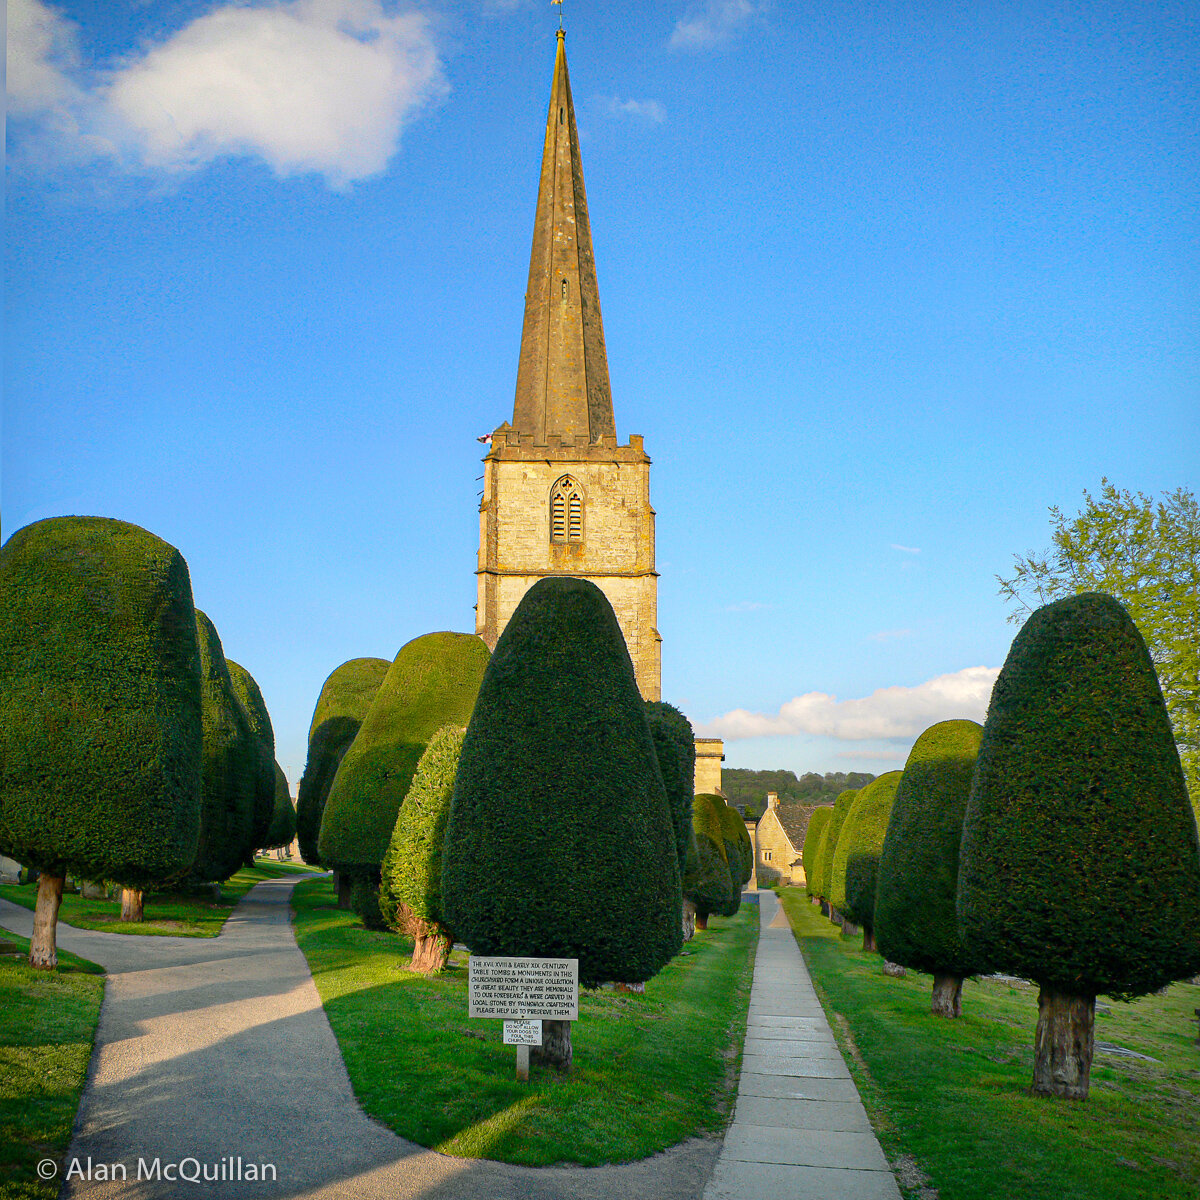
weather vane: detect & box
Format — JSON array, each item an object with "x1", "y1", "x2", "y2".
[{"x1": 552, "y1": 0, "x2": 564, "y2": 31}]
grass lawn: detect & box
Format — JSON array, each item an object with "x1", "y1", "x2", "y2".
[
  {"x1": 777, "y1": 887, "x2": 1200, "y2": 1200},
  {"x1": 0, "y1": 859, "x2": 319, "y2": 939},
  {"x1": 292, "y1": 875, "x2": 757, "y2": 1166},
  {"x1": 0, "y1": 932, "x2": 104, "y2": 1200}
]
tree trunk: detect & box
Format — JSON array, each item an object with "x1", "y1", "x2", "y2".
[
  {"x1": 682, "y1": 897, "x2": 696, "y2": 941},
  {"x1": 335, "y1": 872, "x2": 352, "y2": 910},
  {"x1": 1031, "y1": 987, "x2": 1095, "y2": 1099},
  {"x1": 409, "y1": 930, "x2": 452, "y2": 975},
  {"x1": 80, "y1": 879, "x2": 108, "y2": 901},
  {"x1": 820, "y1": 900, "x2": 830, "y2": 917},
  {"x1": 695, "y1": 912, "x2": 709, "y2": 931},
  {"x1": 29, "y1": 873, "x2": 65, "y2": 970},
  {"x1": 862, "y1": 926, "x2": 877, "y2": 953},
  {"x1": 931, "y1": 973, "x2": 963, "y2": 1017},
  {"x1": 120, "y1": 888, "x2": 144, "y2": 922},
  {"x1": 532, "y1": 1019, "x2": 572, "y2": 1072},
  {"x1": 841, "y1": 917, "x2": 858, "y2": 936}
]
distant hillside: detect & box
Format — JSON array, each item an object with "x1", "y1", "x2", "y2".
[{"x1": 723, "y1": 769, "x2": 878, "y2": 817}]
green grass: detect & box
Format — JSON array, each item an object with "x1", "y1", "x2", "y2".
[
  {"x1": 777, "y1": 887, "x2": 1200, "y2": 1200},
  {"x1": 0, "y1": 932, "x2": 104, "y2": 1200},
  {"x1": 292, "y1": 875, "x2": 757, "y2": 1165},
  {"x1": 0, "y1": 859, "x2": 319, "y2": 939}
]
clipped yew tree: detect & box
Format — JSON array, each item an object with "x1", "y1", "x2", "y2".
[
  {"x1": 688, "y1": 794, "x2": 738, "y2": 928},
  {"x1": 802, "y1": 806, "x2": 834, "y2": 900},
  {"x1": 319, "y1": 633, "x2": 489, "y2": 890},
  {"x1": 227, "y1": 660, "x2": 277, "y2": 855},
  {"x1": 263, "y1": 763, "x2": 296, "y2": 850},
  {"x1": 379, "y1": 725, "x2": 464, "y2": 973},
  {"x1": 645, "y1": 701, "x2": 696, "y2": 879},
  {"x1": 830, "y1": 772, "x2": 902, "y2": 950},
  {"x1": 296, "y1": 657, "x2": 390, "y2": 865},
  {"x1": 442, "y1": 578, "x2": 681, "y2": 1070},
  {"x1": 191, "y1": 610, "x2": 259, "y2": 884},
  {"x1": 715, "y1": 797, "x2": 754, "y2": 890},
  {"x1": 875, "y1": 720, "x2": 983, "y2": 1017},
  {"x1": 958, "y1": 592, "x2": 1200, "y2": 1100},
  {"x1": 818, "y1": 789, "x2": 859, "y2": 920},
  {"x1": 0, "y1": 517, "x2": 203, "y2": 967}
]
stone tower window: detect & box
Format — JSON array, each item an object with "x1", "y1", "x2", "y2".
[{"x1": 550, "y1": 476, "x2": 583, "y2": 543}]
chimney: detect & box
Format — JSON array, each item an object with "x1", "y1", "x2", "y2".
[{"x1": 766, "y1": 791, "x2": 779, "y2": 810}]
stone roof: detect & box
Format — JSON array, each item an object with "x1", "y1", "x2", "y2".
[
  {"x1": 510, "y1": 30, "x2": 615, "y2": 446},
  {"x1": 774, "y1": 801, "x2": 830, "y2": 854}
]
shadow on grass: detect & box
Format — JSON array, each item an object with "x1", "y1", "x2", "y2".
[{"x1": 291, "y1": 875, "x2": 757, "y2": 1167}]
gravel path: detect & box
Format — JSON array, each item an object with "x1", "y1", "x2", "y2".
[{"x1": 0, "y1": 878, "x2": 717, "y2": 1200}]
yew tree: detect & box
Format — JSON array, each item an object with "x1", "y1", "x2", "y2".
[
  {"x1": 802, "y1": 806, "x2": 833, "y2": 900},
  {"x1": 442, "y1": 578, "x2": 681, "y2": 1070},
  {"x1": 227, "y1": 660, "x2": 277, "y2": 855},
  {"x1": 190, "y1": 611, "x2": 260, "y2": 885},
  {"x1": 958, "y1": 592, "x2": 1200, "y2": 1099},
  {"x1": 379, "y1": 725, "x2": 464, "y2": 973},
  {"x1": 296, "y1": 657, "x2": 390, "y2": 865},
  {"x1": 875, "y1": 720, "x2": 983, "y2": 1016},
  {"x1": 0, "y1": 517, "x2": 203, "y2": 966},
  {"x1": 829, "y1": 772, "x2": 902, "y2": 951}
]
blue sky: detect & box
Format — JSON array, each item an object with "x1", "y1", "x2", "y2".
[{"x1": 6, "y1": 0, "x2": 1198, "y2": 789}]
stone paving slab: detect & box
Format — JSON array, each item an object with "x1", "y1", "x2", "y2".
[
  {"x1": 720, "y1": 1126, "x2": 890, "y2": 1170},
  {"x1": 742, "y1": 1036, "x2": 842, "y2": 1058},
  {"x1": 740, "y1": 1054, "x2": 853, "y2": 1079},
  {"x1": 705, "y1": 1160, "x2": 904, "y2": 1200},
  {"x1": 732, "y1": 1094, "x2": 873, "y2": 1132},
  {"x1": 703, "y1": 890, "x2": 900, "y2": 1200},
  {"x1": 736, "y1": 1074, "x2": 866, "y2": 1103}
]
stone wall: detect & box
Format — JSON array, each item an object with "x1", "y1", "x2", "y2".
[
  {"x1": 476, "y1": 429, "x2": 660, "y2": 699},
  {"x1": 694, "y1": 738, "x2": 725, "y2": 796}
]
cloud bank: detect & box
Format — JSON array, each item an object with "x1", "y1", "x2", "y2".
[
  {"x1": 699, "y1": 666, "x2": 1000, "y2": 741},
  {"x1": 9, "y1": 0, "x2": 447, "y2": 187},
  {"x1": 670, "y1": 1, "x2": 763, "y2": 51}
]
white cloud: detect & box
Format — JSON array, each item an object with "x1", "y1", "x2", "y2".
[
  {"x1": 891, "y1": 543, "x2": 921, "y2": 554},
  {"x1": 841, "y1": 750, "x2": 908, "y2": 762},
  {"x1": 698, "y1": 665, "x2": 1000, "y2": 741},
  {"x1": 7, "y1": 0, "x2": 83, "y2": 114},
  {"x1": 669, "y1": 1, "x2": 763, "y2": 51},
  {"x1": 8, "y1": 1, "x2": 447, "y2": 188},
  {"x1": 601, "y1": 96, "x2": 667, "y2": 124}
]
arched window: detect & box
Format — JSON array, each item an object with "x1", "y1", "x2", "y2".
[{"x1": 550, "y1": 475, "x2": 584, "y2": 544}]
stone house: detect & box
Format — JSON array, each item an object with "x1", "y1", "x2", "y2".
[{"x1": 752, "y1": 793, "x2": 829, "y2": 886}]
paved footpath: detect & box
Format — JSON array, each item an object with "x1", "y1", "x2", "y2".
[
  {"x1": 0, "y1": 878, "x2": 715, "y2": 1200},
  {"x1": 703, "y1": 890, "x2": 902, "y2": 1200},
  {"x1": 1, "y1": 880, "x2": 900, "y2": 1200}
]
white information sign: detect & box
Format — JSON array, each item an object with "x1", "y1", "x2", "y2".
[
  {"x1": 503, "y1": 1019, "x2": 543, "y2": 1046},
  {"x1": 468, "y1": 956, "x2": 579, "y2": 1020}
]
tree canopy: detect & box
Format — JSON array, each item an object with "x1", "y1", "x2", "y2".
[
  {"x1": 296, "y1": 656, "x2": 390, "y2": 865},
  {"x1": 998, "y1": 481, "x2": 1199, "y2": 821},
  {"x1": 958, "y1": 592, "x2": 1200, "y2": 1001},
  {"x1": 0, "y1": 516, "x2": 203, "y2": 888},
  {"x1": 191, "y1": 610, "x2": 259, "y2": 883},
  {"x1": 318, "y1": 634, "x2": 489, "y2": 878},
  {"x1": 441, "y1": 578, "x2": 681, "y2": 988},
  {"x1": 875, "y1": 720, "x2": 984, "y2": 979}
]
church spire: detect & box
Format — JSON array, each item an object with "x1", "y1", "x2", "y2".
[{"x1": 511, "y1": 30, "x2": 616, "y2": 445}]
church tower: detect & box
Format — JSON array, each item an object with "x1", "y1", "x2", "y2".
[{"x1": 476, "y1": 30, "x2": 661, "y2": 700}]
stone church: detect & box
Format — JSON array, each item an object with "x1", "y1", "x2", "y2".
[{"x1": 474, "y1": 30, "x2": 661, "y2": 702}]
